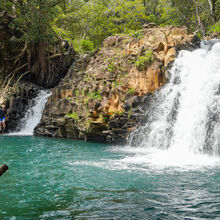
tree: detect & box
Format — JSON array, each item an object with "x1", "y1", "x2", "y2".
[
  {"x1": 1, "y1": 0, "x2": 71, "y2": 87},
  {"x1": 54, "y1": 0, "x2": 154, "y2": 50}
]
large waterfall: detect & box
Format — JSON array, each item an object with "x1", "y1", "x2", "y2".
[
  {"x1": 10, "y1": 90, "x2": 51, "y2": 136},
  {"x1": 72, "y1": 40, "x2": 220, "y2": 171},
  {"x1": 126, "y1": 40, "x2": 220, "y2": 165}
]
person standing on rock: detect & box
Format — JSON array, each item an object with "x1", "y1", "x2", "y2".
[{"x1": 0, "y1": 105, "x2": 7, "y2": 132}]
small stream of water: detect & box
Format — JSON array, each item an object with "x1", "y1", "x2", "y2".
[{"x1": 9, "y1": 90, "x2": 51, "y2": 136}]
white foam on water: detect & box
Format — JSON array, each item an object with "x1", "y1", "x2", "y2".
[{"x1": 70, "y1": 146, "x2": 220, "y2": 173}]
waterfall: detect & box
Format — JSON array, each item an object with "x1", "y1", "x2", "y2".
[
  {"x1": 10, "y1": 90, "x2": 51, "y2": 136},
  {"x1": 129, "y1": 40, "x2": 220, "y2": 156}
]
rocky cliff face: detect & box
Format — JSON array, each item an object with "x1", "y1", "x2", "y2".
[{"x1": 35, "y1": 25, "x2": 199, "y2": 143}]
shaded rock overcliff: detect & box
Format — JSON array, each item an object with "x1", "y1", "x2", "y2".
[{"x1": 35, "y1": 25, "x2": 199, "y2": 143}]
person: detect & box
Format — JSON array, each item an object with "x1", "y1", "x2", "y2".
[
  {"x1": 0, "y1": 106, "x2": 3, "y2": 132},
  {"x1": 0, "y1": 105, "x2": 7, "y2": 132}
]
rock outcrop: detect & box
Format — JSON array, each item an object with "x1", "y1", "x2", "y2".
[{"x1": 35, "y1": 25, "x2": 200, "y2": 143}]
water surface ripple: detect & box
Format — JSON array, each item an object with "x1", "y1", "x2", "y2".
[{"x1": 0, "y1": 136, "x2": 220, "y2": 219}]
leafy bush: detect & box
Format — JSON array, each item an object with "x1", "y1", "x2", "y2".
[
  {"x1": 107, "y1": 62, "x2": 116, "y2": 72},
  {"x1": 208, "y1": 22, "x2": 220, "y2": 33},
  {"x1": 81, "y1": 39, "x2": 94, "y2": 53},
  {"x1": 127, "y1": 88, "x2": 136, "y2": 95},
  {"x1": 135, "y1": 50, "x2": 154, "y2": 71},
  {"x1": 87, "y1": 90, "x2": 102, "y2": 100},
  {"x1": 66, "y1": 112, "x2": 78, "y2": 120}
]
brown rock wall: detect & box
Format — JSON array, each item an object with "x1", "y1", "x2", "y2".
[{"x1": 35, "y1": 25, "x2": 200, "y2": 143}]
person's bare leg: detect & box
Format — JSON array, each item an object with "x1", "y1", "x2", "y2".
[
  {"x1": 0, "y1": 122, "x2": 2, "y2": 131},
  {"x1": 2, "y1": 120, "x2": 5, "y2": 131}
]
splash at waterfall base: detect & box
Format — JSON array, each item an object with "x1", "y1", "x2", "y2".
[{"x1": 35, "y1": 26, "x2": 200, "y2": 144}]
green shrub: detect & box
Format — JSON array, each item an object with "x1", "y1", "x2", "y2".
[
  {"x1": 127, "y1": 88, "x2": 136, "y2": 95},
  {"x1": 87, "y1": 90, "x2": 102, "y2": 100},
  {"x1": 66, "y1": 112, "x2": 78, "y2": 120},
  {"x1": 132, "y1": 30, "x2": 144, "y2": 38},
  {"x1": 75, "y1": 89, "x2": 79, "y2": 96},
  {"x1": 107, "y1": 62, "x2": 116, "y2": 72},
  {"x1": 81, "y1": 39, "x2": 94, "y2": 53},
  {"x1": 135, "y1": 50, "x2": 154, "y2": 71},
  {"x1": 208, "y1": 21, "x2": 220, "y2": 33},
  {"x1": 112, "y1": 80, "x2": 123, "y2": 88}
]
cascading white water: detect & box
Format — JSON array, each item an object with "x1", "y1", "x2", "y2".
[
  {"x1": 69, "y1": 40, "x2": 220, "y2": 171},
  {"x1": 10, "y1": 90, "x2": 51, "y2": 136},
  {"x1": 170, "y1": 40, "x2": 220, "y2": 155},
  {"x1": 129, "y1": 40, "x2": 220, "y2": 156}
]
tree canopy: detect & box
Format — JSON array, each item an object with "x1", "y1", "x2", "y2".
[
  {"x1": 0, "y1": 0, "x2": 219, "y2": 88},
  {"x1": 1, "y1": 0, "x2": 219, "y2": 52}
]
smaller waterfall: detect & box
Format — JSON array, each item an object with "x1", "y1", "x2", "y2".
[{"x1": 10, "y1": 90, "x2": 51, "y2": 136}]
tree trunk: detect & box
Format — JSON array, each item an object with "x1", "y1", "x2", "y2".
[
  {"x1": 193, "y1": 0, "x2": 206, "y2": 36},
  {"x1": 207, "y1": 0, "x2": 216, "y2": 22}
]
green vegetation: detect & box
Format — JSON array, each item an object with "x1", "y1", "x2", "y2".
[
  {"x1": 128, "y1": 108, "x2": 132, "y2": 119},
  {"x1": 107, "y1": 62, "x2": 117, "y2": 73},
  {"x1": 112, "y1": 80, "x2": 124, "y2": 88},
  {"x1": 2, "y1": 0, "x2": 219, "y2": 54},
  {"x1": 84, "y1": 75, "x2": 92, "y2": 82},
  {"x1": 66, "y1": 112, "x2": 79, "y2": 120},
  {"x1": 99, "y1": 114, "x2": 109, "y2": 123},
  {"x1": 135, "y1": 50, "x2": 154, "y2": 71},
  {"x1": 127, "y1": 88, "x2": 137, "y2": 95},
  {"x1": 75, "y1": 89, "x2": 79, "y2": 96},
  {"x1": 80, "y1": 39, "x2": 95, "y2": 53},
  {"x1": 132, "y1": 30, "x2": 145, "y2": 39},
  {"x1": 208, "y1": 21, "x2": 220, "y2": 33},
  {"x1": 0, "y1": 0, "x2": 219, "y2": 86},
  {"x1": 87, "y1": 90, "x2": 102, "y2": 100},
  {"x1": 84, "y1": 98, "x2": 89, "y2": 104}
]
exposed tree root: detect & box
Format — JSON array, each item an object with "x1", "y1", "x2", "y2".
[
  {"x1": 2, "y1": 63, "x2": 29, "y2": 95},
  {"x1": 2, "y1": 63, "x2": 28, "y2": 87},
  {"x1": 14, "y1": 41, "x2": 28, "y2": 65},
  {"x1": 13, "y1": 70, "x2": 30, "y2": 89}
]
